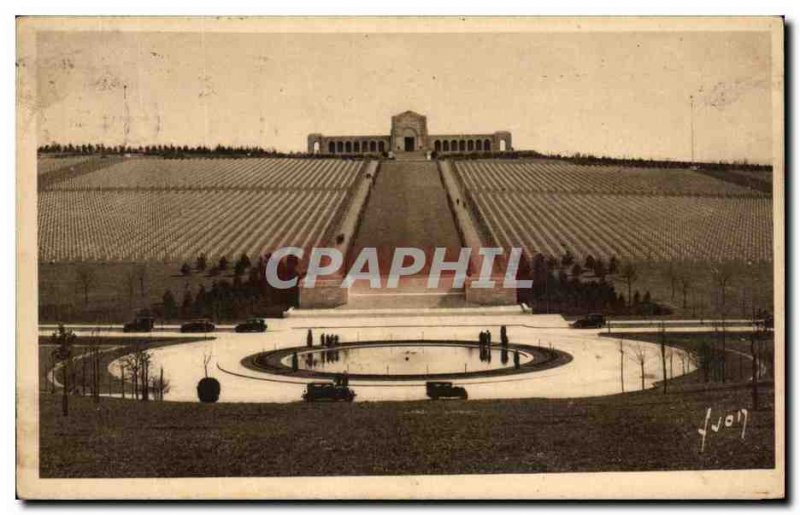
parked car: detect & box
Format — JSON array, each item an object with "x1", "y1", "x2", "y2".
[
  {"x1": 570, "y1": 313, "x2": 606, "y2": 329},
  {"x1": 234, "y1": 318, "x2": 267, "y2": 333},
  {"x1": 426, "y1": 381, "x2": 468, "y2": 400},
  {"x1": 123, "y1": 316, "x2": 155, "y2": 333},
  {"x1": 180, "y1": 318, "x2": 215, "y2": 333},
  {"x1": 302, "y1": 382, "x2": 356, "y2": 402},
  {"x1": 756, "y1": 314, "x2": 774, "y2": 331}
]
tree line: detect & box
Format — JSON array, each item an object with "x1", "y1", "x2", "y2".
[
  {"x1": 153, "y1": 253, "x2": 298, "y2": 321},
  {"x1": 38, "y1": 143, "x2": 363, "y2": 160},
  {"x1": 47, "y1": 325, "x2": 169, "y2": 417},
  {"x1": 446, "y1": 148, "x2": 771, "y2": 173},
  {"x1": 520, "y1": 251, "x2": 668, "y2": 316}
]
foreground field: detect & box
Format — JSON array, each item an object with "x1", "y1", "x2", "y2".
[
  {"x1": 39, "y1": 383, "x2": 774, "y2": 477},
  {"x1": 38, "y1": 331, "x2": 775, "y2": 477}
]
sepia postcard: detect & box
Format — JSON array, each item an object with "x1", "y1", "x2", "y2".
[{"x1": 16, "y1": 16, "x2": 785, "y2": 500}]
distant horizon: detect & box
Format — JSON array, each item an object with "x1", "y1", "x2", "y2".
[
  {"x1": 37, "y1": 30, "x2": 773, "y2": 165},
  {"x1": 35, "y1": 141, "x2": 772, "y2": 167}
]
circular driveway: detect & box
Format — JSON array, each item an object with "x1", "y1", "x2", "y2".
[{"x1": 103, "y1": 318, "x2": 695, "y2": 403}]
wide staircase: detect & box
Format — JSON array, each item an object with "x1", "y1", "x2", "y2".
[
  {"x1": 346, "y1": 157, "x2": 467, "y2": 309},
  {"x1": 393, "y1": 150, "x2": 429, "y2": 161}
]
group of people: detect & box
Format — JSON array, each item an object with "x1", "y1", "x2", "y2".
[
  {"x1": 478, "y1": 326, "x2": 521, "y2": 368},
  {"x1": 478, "y1": 330, "x2": 494, "y2": 363},
  {"x1": 312, "y1": 333, "x2": 342, "y2": 366},
  {"x1": 291, "y1": 330, "x2": 345, "y2": 371},
  {"x1": 319, "y1": 333, "x2": 340, "y2": 348}
]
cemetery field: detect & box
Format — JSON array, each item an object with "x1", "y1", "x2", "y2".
[
  {"x1": 38, "y1": 157, "x2": 368, "y2": 262},
  {"x1": 453, "y1": 159, "x2": 773, "y2": 264}
]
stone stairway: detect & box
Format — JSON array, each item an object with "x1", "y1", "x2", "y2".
[
  {"x1": 393, "y1": 150, "x2": 429, "y2": 161},
  {"x1": 345, "y1": 158, "x2": 466, "y2": 308}
]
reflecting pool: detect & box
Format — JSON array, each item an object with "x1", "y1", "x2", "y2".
[{"x1": 281, "y1": 343, "x2": 535, "y2": 376}]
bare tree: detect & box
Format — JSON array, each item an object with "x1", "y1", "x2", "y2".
[
  {"x1": 666, "y1": 347, "x2": 675, "y2": 380},
  {"x1": 50, "y1": 324, "x2": 76, "y2": 416},
  {"x1": 750, "y1": 328, "x2": 760, "y2": 409},
  {"x1": 711, "y1": 265, "x2": 734, "y2": 316},
  {"x1": 120, "y1": 345, "x2": 149, "y2": 400},
  {"x1": 75, "y1": 265, "x2": 96, "y2": 306},
  {"x1": 659, "y1": 322, "x2": 668, "y2": 393},
  {"x1": 85, "y1": 330, "x2": 102, "y2": 402},
  {"x1": 119, "y1": 354, "x2": 139, "y2": 400},
  {"x1": 81, "y1": 350, "x2": 87, "y2": 395},
  {"x1": 679, "y1": 349, "x2": 688, "y2": 376},
  {"x1": 49, "y1": 354, "x2": 56, "y2": 394},
  {"x1": 124, "y1": 268, "x2": 137, "y2": 310},
  {"x1": 628, "y1": 344, "x2": 648, "y2": 391},
  {"x1": 749, "y1": 315, "x2": 769, "y2": 410},
  {"x1": 202, "y1": 351, "x2": 213, "y2": 378},
  {"x1": 679, "y1": 275, "x2": 691, "y2": 310},
  {"x1": 620, "y1": 262, "x2": 638, "y2": 308},
  {"x1": 149, "y1": 368, "x2": 170, "y2": 401},
  {"x1": 43, "y1": 353, "x2": 50, "y2": 393},
  {"x1": 135, "y1": 263, "x2": 148, "y2": 299},
  {"x1": 618, "y1": 337, "x2": 625, "y2": 393},
  {"x1": 718, "y1": 321, "x2": 728, "y2": 383},
  {"x1": 665, "y1": 262, "x2": 677, "y2": 301},
  {"x1": 119, "y1": 362, "x2": 126, "y2": 399},
  {"x1": 139, "y1": 351, "x2": 152, "y2": 401}
]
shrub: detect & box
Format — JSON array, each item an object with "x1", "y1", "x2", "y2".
[
  {"x1": 196, "y1": 253, "x2": 207, "y2": 272},
  {"x1": 197, "y1": 377, "x2": 221, "y2": 403}
]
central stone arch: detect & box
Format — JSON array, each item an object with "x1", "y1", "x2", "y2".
[
  {"x1": 391, "y1": 110, "x2": 429, "y2": 152},
  {"x1": 401, "y1": 127, "x2": 418, "y2": 151}
]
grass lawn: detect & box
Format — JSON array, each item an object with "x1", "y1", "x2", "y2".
[
  {"x1": 606, "y1": 260, "x2": 774, "y2": 319},
  {"x1": 39, "y1": 332, "x2": 775, "y2": 478},
  {"x1": 38, "y1": 384, "x2": 775, "y2": 478},
  {"x1": 38, "y1": 336, "x2": 209, "y2": 397},
  {"x1": 39, "y1": 262, "x2": 216, "y2": 323},
  {"x1": 602, "y1": 331, "x2": 775, "y2": 389},
  {"x1": 38, "y1": 261, "x2": 288, "y2": 323}
]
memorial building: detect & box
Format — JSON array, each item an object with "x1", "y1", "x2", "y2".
[{"x1": 307, "y1": 111, "x2": 512, "y2": 155}]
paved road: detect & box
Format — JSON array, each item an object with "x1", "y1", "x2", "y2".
[{"x1": 45, "y1": 314, "x2": 725, "y2": 404}]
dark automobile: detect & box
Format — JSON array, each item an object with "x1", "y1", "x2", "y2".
[
  {"x1": 302, "y1": 382, "x2": 356, "y2": 402},
  {"x1": 180, "y1": 318, "x2": 215, "y2": 333},
  {"x1": 234, "y1": 318, "x2": 267, "y2": 333},
  {"x1": 756, "y1": 314, "x2": 774, "y2": 331},
  {"x1": 123, "y1": 316, "x2": 155, "y2": 333},
  {"x1": 570, "y1": 313, "x2": 606, "y2": 329},
  {"x1": 426, "y1": 381, "x2": 468, "y2": 400}
]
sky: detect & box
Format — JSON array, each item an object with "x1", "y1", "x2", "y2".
[{"x1": 36, "y1": 28, "x2": 774, "y2": 163}]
